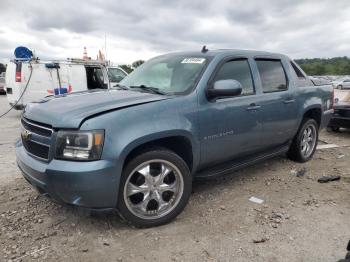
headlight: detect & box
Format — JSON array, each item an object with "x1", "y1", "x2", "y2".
[{"x1": 55, "y1": 130, "x2": 104, "y2": 161}]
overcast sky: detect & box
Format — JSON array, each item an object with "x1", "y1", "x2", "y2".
[{"x1": 0, "y1": 0, "x2": 350, "y2": 64}]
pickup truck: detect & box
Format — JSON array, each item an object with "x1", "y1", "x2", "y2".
[{"x1": 16, "y1": 49, "x2": 333, "y2": 227}]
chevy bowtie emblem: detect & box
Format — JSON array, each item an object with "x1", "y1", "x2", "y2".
[{"x1": 22, "y1": 129, "x2": 32, "y2": 140}]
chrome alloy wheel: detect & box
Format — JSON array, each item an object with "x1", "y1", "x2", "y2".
[
  {"x1": 123, "y1": 160, "x2": 184, "y2": 220},
  {"x1": 301, "y1": 124, "x2": 316, "y2": 158}
]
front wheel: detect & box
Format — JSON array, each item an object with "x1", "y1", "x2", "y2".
[
  {"x1": 288, "y1": 118, "x2": 319, "y2": 163},
  {"x1": 117, "y1": 148, "x2": 192, "y2": 227}
]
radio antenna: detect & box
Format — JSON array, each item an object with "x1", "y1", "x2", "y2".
[
  {"x1": 104, "y1": 33, "x2": 107, "y2": 61},
  {"x1": 201, "y1": 45, "x2": 208, "y2": 53}
]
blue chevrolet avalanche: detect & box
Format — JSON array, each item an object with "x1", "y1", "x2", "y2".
[{"x1": 17, "y1": 49, "x2": 333, "y2": 227}]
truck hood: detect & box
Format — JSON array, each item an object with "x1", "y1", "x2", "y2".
[{"x1": 23, "y1": 89, "x2": 170, "y2": 128}]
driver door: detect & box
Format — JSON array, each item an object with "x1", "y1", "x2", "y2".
[{"x1": 198, "y1": 58, "x2": 263, "y2": 167}]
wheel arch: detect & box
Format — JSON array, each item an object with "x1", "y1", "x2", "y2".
[
  {"x1": 302, "y1": 107, "x2": 322, "y2": 127},
  {"x1": 119, "y1": 131, "x2": 198, "y2": 174}
]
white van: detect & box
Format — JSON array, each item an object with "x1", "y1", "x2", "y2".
[{"x1": 5, "y1": 59, "x2": 126, "y2": 109}]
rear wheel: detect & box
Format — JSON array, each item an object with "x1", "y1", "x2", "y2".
[
  {"x1": 338, "y1": 85, "x2": 343, "y2": 90},
  {"x1": 117, "y1": 148, "x2": 191, "y2": 227},
  {"x1": 288, "y1": 118, "x2": 319, "y2": 163}
]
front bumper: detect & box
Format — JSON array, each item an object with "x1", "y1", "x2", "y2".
[
  {"x1": 328, "y1": 107, "x2": 350, "y2": 128},
  {"x1": 16, "y1": 140, "x2": 120, "y2": 209}
]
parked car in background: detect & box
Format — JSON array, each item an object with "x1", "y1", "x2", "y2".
[
  {"x1": 107, "y1": 66, "x2": 128, "y2": 87},
  {"x1": 333, "y1": 78, "x2": 350, "y2": 90},
  {"x1": 17, "y1": 49, "x2": 333, "y2": 227},
  {"x1": 328, "y1": 88, "x2": 350, "y2": 131},
  {"x1": 0, "y1": 76, "x2": 5, "y2": 94},
  {"x1": 5, "y1": 58, "x2": 111, "y2": 110}
]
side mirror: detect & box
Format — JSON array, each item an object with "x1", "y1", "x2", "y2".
[{"x1": 207, "y1": 79, "x2": 242, "y2": 99}]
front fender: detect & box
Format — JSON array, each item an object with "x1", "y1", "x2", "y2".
[{"x1": 81, "y1": 94, "x2": 200, "y2": 174}]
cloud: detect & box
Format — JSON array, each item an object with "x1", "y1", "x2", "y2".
[{"x1": 0, "y1": 0, "x2": 349, "y2": 64}]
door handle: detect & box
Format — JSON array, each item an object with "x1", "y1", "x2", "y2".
[
  {"x1": 246, "y1": 103, "x2": 261, "y2": 111},
  {"x1": 283, "y1": 98, "x2": 295, "y2": 104}
]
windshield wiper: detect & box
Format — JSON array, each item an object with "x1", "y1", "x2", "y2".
[
  {"x1": 129, "y1": 85, "x2": 167, "y2": 95},
  {"x1": 113, "y1": 83, "x2": 129, "y2": 90}
]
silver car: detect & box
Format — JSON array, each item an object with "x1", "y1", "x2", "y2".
[{"x1": 334, "y1": 79, "x2": 350, "y2": 90}]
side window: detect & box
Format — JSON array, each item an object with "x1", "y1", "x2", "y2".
[
  {"x1": 290, "y1": 61, "x2": 305, "y2": 78},
  {"x1": 214, "y1": 59, "x2": 254, "y2": 95},
  {"x1": 255, "y1": 59, "x2": 287, "y2": 92}
]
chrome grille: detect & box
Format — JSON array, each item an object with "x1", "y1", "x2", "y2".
[
  {"x1": 21, "y1": 118, "x2": 53, "y2": 160},
  {"x1": 21, "y1": 118, "x2": 53, "y2": 137}
]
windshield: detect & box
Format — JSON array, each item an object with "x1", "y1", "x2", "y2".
[
  {"x1": 108, "y1": 68, "x2": 127, "y2": 83},
  {"x1": 120, "y1": 55, "x2": 208, "y2": 95}
]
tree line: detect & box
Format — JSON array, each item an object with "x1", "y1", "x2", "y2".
[
  {"x1": 295, "y1": 57, "x2": 350, "y2": 76},
  {"x1": 120, "y1": 60, "x2": 144, "y2": 73}
]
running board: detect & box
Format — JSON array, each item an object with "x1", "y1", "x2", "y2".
[{"x1": 194, "y1": 145, "x2": 290, "y2": 180}]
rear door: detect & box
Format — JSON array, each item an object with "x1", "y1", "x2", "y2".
[
  {"x1": 5, "y1": 62, "x2": 18, "y2": 104},
  {"x1": 254, "y1": 58, "x2": 298, "y2": 149},
  {"x1": 20, "y1": 62, "x2": 48, "y2": 105},
  {"x1": 22, "y1": 63, "x2": 62, "y2": 103}
]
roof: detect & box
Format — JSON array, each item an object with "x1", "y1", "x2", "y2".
[{"x1": 159, "y1": 49, "x2": 287, "y2": 59}]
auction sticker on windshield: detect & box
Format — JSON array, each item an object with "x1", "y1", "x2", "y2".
[{"x1": 181, "y1": 58, "x2": 206, "y2": 64}]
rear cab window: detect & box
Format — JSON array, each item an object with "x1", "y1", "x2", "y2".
[
  {"x1": 213, "y1": 58, "x2": 255, "y2": 96},
  {"x1": 255, "y1": 59, "x2": 288, "y2": 93}
]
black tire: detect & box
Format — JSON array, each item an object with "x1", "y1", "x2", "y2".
[
  {"x1": 117, "y1": 148, "x2": 192, "y2": 227},
  {"x1": 338, "y1": 85, "x2": 343, "y2": 90},
  {"x1": 288, "y1": 118, "x2": 319, "y2": 163}
]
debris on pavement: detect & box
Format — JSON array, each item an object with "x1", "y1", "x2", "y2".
[
  {"x1": 253, "y1": 237, "x2": 269, "y2": 243},
  {"x1": 12, "y1": 246, "x2": 50, "y2": 262},
  {"x1": 318, "y1": 175, "x2": 341, "y2": 183},
  {"x1": 266, "y1": 210, "x2": 290, "y2": 228},
  {"x1": 297, "y1": 168, "x2": 306, "y2": 177},
  {"x1": 290, "y1": 168, "x2": 307, "y2": 177},
  {"x1": 337, "y1": 154, "x2": 345, "y2": 159},
  {"x1": 249, "y1": 196, "x2": 264, "y2": 204},
  {"x1": 316, "y1": 144, "x2": 339, "y2": 150}
]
